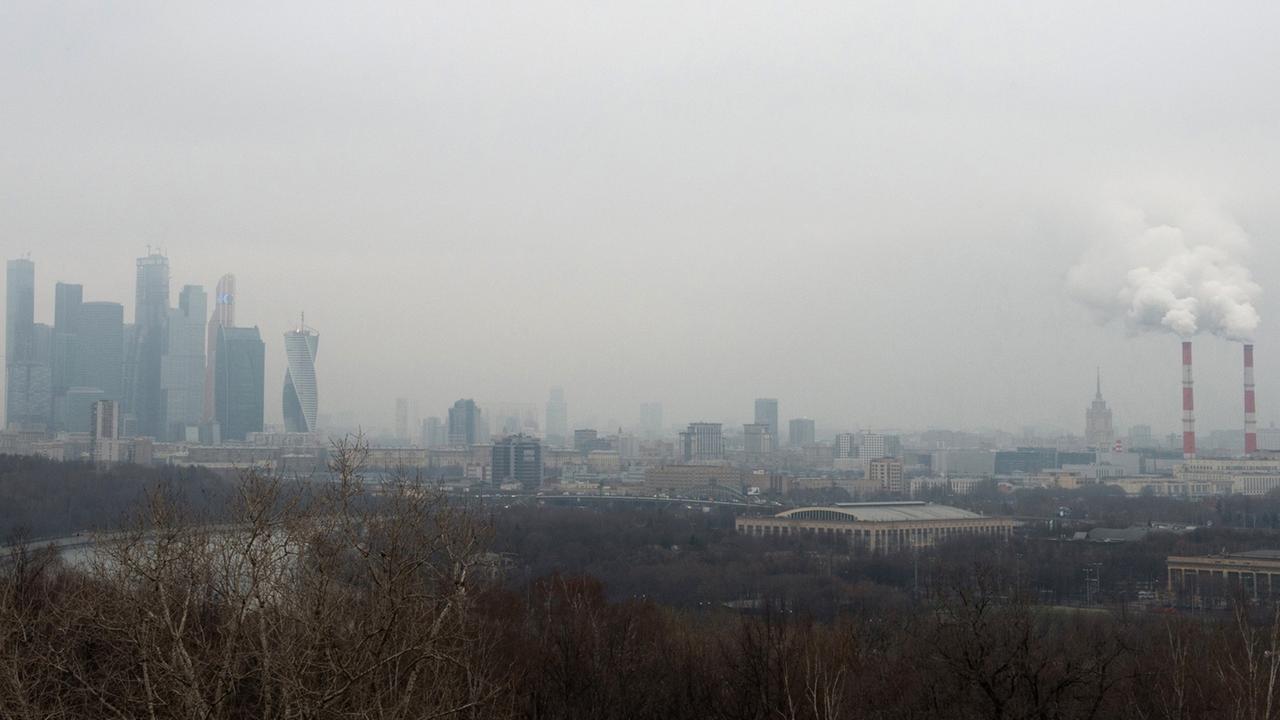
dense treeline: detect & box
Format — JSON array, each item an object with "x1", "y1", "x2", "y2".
[
  {"x1": 8, "y1": 446, "x2": 1280, "y2": 718},
  {"x1": 491, "y1": 501, "x2": 1280, "y2": 611},
  {"x1": 956, "y1": 482, "x2": 1280, "y2": 530},
  {"x1": 0, "y1": 454, "x2": 233, "y2": 539}
]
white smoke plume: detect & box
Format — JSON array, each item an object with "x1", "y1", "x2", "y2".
[{"x1": 1068, "y1": 194, "x2": 1261, "y2": 341}]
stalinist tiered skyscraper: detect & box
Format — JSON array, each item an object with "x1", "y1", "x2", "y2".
[{"x1": 1085, "y1": 368, "x2": 1115, "y2": 449}]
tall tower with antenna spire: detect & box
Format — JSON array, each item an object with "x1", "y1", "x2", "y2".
[{"x1": 1085, "y1": 367, "x2": 1115, "y2": 449}]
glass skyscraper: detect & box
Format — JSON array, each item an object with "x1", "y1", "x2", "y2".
[
  {"x1": 52, "y1": 282, "x2": 83, "y2": 419},
  {"x1": 447, "y1": 399, "x2": 482, "y2": 446},
  {"x1": 125, "y1": 251, "x2": 170, "y2": 437},
  {"x1": 161, "y1": 285, "x2": 207, "y2": 440},
  {"x1": 203, "y1": 274, "x2": 235, "y2": 425},
  {"x1": 5, "y1": 258, "x2": 51, "y2": 430},
  {"x1": 753, "y1": 398, "x2": 779, "y2": 449},
  {"x1": 545, "y1": 387, "x2": 567, "y2": 447},
  {"x1": 214, "y1": 325, "x2": 264, "y2": 441},
  {"x1": 78, "y1": 302, "x2": 125, "y2": 402},
  {"x1": 282, "y1": 317, "x2": 319, "y2": 433}
]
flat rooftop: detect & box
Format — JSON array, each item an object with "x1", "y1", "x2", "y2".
[
  {"x1": 1231, "y1": 549, "x2": 1280, "y2": 560},
  {"x1": 778, "y1": 503, "x2": 985, "y2": 523}
]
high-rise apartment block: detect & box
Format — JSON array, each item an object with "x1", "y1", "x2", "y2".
[
  {"x1": 421, "y1": 416, "x2": 446, "y2": 448},
  {"x1": 574, "y1": 428, "x2": 602, "y2": 454},
  {"x1": 92, "y1": 399, "x2": 119, "y2": 443},
  {"x1": 395, "y1": 398, "x2": 410, "y2": 443},
  {"x1": 681, "y1": 422, "x2": 724, "y2": 462},
  {"x1": 640, "y1": 402, "x2": 663, "y2": 440},
  {"x1": 834, "y1": 433, "x2": 857, "y2": 459},
  {"x1": 90, "y1": 398, "x2": 120, "y2": 462},
  {"x1": 869, "y1": 457, "x2": 905, "y2": 495},
  {"x1": 789, "y1": 418, "x2": 816, "y2": 447},
  {"x1": 545, "y1": 387, "x2": 568, "y2": 447},
  {"x1": 616, "y1": 433, "x2": 640, "y2": 459},
  {"x1": 743, "y1": 423, "x2": 773, "y2": 454},
  {"x1": 754, "y1": 398, "x2": 779, "y2": 449},
  {"x1": 1128, "y1": 424, "x2": 1154, "y2": 449},
  {"x1": 860, "y1": 433, "x2": 899, "y2": 459}
]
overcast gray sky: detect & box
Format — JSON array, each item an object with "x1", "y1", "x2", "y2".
[{"x1": 3, "y1": 1, "x2": 1278, "y2": 437}]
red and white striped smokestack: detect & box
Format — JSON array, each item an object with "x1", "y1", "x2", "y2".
[
  {"x1": 1245, "y1": 344, "x2": 1258, "y2": 455},
  {"x1": 1182, "y1": 341, "x2": 1196, "y2": 459}
]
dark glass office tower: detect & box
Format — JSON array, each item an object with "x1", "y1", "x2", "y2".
[
  {"x1": 52, "y1": 283, "x2": 82, "y2": 390},
  {"x1": 78, "y1": 302, "x2": 125, "y2": 401},
  {"x1": 214, "y1": 325, "x2": 264, "y2": 441},
  {"x1": 5, "y1": 258, "x2": 51, "y2": 430},
  {"x1": 51, "y1": 282, "x2": 84, "y2": 430},
  {"x1": 203, "y1": 274, "x2": 235, "y2": 424},
  {"x1": 5, "y1": 259, "x2": 35, "y2": 368},
  {"x1": 491, "y1": 434, "x2": 543, "y2": 489},
  {"x1": 447, "y1": 399, "x2": 481, "y2": 446},
  {"x1": 161, "y1": 285, "x2": 206, "y2": 440}
]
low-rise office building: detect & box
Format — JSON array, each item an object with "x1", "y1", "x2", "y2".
[
  {"x1": 736, "y1": 501, "x2": 1013, "y2": 553},
  {"x1": 1105, "y1": 477, "x2": 1216, "y2": 498},
  {"x1": 645, "y1": 464, "x2": 742, "y2": 494},
  {"x1": 1175, "y1": 459, "x2": 1280, "y2": 496}
]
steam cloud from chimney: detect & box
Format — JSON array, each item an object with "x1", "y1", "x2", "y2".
[{"x1": 1068, "y1": 196, "x2": 1261, "y2": 341}]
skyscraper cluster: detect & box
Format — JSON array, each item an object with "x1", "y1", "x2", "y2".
[{"x1": 4, "y1": 253, "x2": 288, "y2": 444}]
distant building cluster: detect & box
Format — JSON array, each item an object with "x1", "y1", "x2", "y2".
[
  {"x1": 4, "y1": 269, "x2": 1276, "y2": 512},
  {"x1": 4, "y1": 253, "x2": 317, "y2": 461}
]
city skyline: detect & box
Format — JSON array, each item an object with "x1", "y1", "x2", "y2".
[
  {"x1": 3, "y1": 3, "x2": 1280, "y2": 434},
  {"x1": 3, "y1": 248, "x2": 1277, "y2": 440},
  {"x1": 6, "y1": 5, "x2": 1280, "y2": 714}
]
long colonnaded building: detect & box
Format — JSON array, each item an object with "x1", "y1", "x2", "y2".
[
  {"x1": 1167, "y1": 550, "x2": 1280, "y2": 602},
  {"x1": 736, "y1": 501, "x2": 1014, "y2": 553}
]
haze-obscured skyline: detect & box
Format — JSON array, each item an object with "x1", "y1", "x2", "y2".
[{"x1": 3, "y1": 1, "x2": 1279, "y2": 435}]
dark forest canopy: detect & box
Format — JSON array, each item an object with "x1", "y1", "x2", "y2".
[
  {"x1": 6, "y1": 443, "x2": 1280, "y2": 719},
  {"x1": 0, "y1": 454, "x2": 237, "y2": 540}
]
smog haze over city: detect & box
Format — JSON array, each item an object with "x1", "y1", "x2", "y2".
[
  {"x1": 5, "y1": 1, "x2": 1279, "y2": 437},
  {"x1": 13, "y1": 4, "x2": 1280, "y2": 719}
]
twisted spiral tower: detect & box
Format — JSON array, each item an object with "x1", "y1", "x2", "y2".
[{"x1": 282, "y1": 314, "x2": 319, "y2": 433}]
